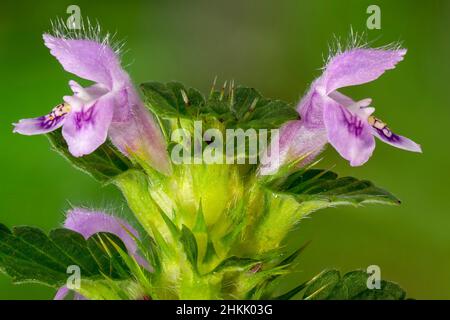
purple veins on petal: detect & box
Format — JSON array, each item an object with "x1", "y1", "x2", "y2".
[
  {"x1": 342, "y1": 109, "x2": 364, "y2": 137},
  {"x1": 62, "y1": 94, "x2": 115, "y2": 157},
  {"x1": 14, "y1": 31, "x2": 171, "y2": 174},
  {"x1": 369, "y1": 116, "x2": 422, "y2": 153},
  {"x1": 300, "y1": 46, "x2": 419, "y2": 167},
  {"x1": 323, "y1": 99, "x2": 375, "y2": 166},
  {"x1": 13, "y1": 103, "x2": 71, "y2": 135},
  {"x1": 73, "y1": 106, "x2": 95, "y2": 130}
]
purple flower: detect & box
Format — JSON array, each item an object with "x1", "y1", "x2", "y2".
[
  {"x1": 54, "y1": 208, "x2": 147, "y2": 300},
  {"x1": 14, "y1": 34, "x2": 170, "y2": 174},
  {"x1": 261, "y1": 47, "x2": 421, "y2": 174}
]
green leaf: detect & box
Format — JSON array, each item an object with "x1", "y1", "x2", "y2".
[
  {"x1": 140, "y1": 81, "x2": 193, "y2": 119},
  {"x1": 180, "y1": 225, "x2": 198, "y2": 272},
  {"x1": 192, "y1": 203, "x2": 210, "y2": 266},
  {"x1": 264, "y1": 168, "x2": 400, "y2": 206},
  {"x1": 158, "y1": 209, "x2": 180, "y2": 240},
  {"x1": 328, "y1": 270, "x2": 406, "y2": 300},
  {"x1": 202, "y1": 241, "x2": 218, "y2": 265},
  {"x1": 277, "y1": 241, "x2": 311, "y2": 267},
  {"x1": 231, "y1": 88, "x2": 297, "y2": 129},
  {"x1": 211, "y1": 256, "x2": 260, "y2": 273},
  {"x1": 353, "y1": 280, "x2": 406, "y2": 300},
  {"x1": 145, "y1": 237, "x2": 162, "y2": 274},
  {"x1": 0, "y1": 224, "x2": 132, "y2": 287},
  {"x1": 327, "y1": 270, "x2": 371, "y2": 299},
  {"x1": 277, "y1": 269, "x2": 406, "y2": 300},
  {"x1": 140, "y1": 81, "x2": 298, "y2": 130},
  {"x1": 303, "y1": 269, "x2": 341, "y2": 300},
  {"x1": 47, "y1": 130, "x2": 133, "y2": 183}
]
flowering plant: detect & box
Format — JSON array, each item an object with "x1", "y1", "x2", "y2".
[{"x1": 1, "y1": 25, "x2": 420, "y2": 300}]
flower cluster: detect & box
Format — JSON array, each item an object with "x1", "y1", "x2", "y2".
[{"x1": 3, "y1": 28, "x2": 420, "y2": 300}]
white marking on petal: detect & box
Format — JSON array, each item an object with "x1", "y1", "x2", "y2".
[{"x1": 347, "y1": 99, "x2": 375, "y2": 120}]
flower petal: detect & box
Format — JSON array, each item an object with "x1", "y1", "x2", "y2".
[
  {"x1": 59, "y1": 208, "x2": 150, "y2": 300},
  {"x1": 328, "y1": 91, "x2": 356, "y2": 108},
  {"x1": 108, "y1": 90, "x2": 171, "y2": 175},
  {"x1": 323, "y1": 48, "x2": 406, "y2": 94},
  {"x1": 13, "y1": 103, "x2": 70, "y2": 135},
  {"x1": 13, "y1": 115, "x2": 65, "y2": 135},
  {"x1": 62, "y1": 94, "x2": 114, "y2": 157},
  {"x1": 297, "y1": 83, "x2": 326, "y2": 127},
  {"x1": 329, "y1": 91, "x2": 374, "y2": 120},
  {"x1": 64, "y1": 208, "x2": 140, "y2": 254},
  {"x1": 69, "y1": 80, "x2": 109, "y2": 102},
  {"x1": 54, "y1": 286, "x2": 87, "y2": 300},
  {"x1": 110, "y1": 86, "x2": 132, "y2": 123},
  {"x1": 54, "y1": 286, "x2": 69, "y2": 300},
  {"x1": 259, "y1": 120, "x2": 327, "y2": 175},
  {"x1": 323, "y1": 99, "x2": 375, "y2": 166},
  {"x1": 372, "y1": 126, "x2": 422, "y2": 153},
  {"x1": 43, "y1": 34, "x2": 126, "y2": 89}
]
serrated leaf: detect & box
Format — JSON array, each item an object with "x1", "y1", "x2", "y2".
[
  {"x1": 140, "y1": 81, "x2": 193, "y2": 119},
  {"x1": 330, "y1": 270, "x2": 372, "y2": 299},
  {"x1": 47, "y1": 130, "x2": 133, "y2": 183},
  {"x1": 330, "y1": 270, "x2": 406, "y2": 300},
  {"x1": 232, "y1": 87, "x2": 261, "y2": 118},
  {"x1": 86, "y1": 233, "x2": 130, "y2": 278},
  {"x1": 0, "y1": 224, "x2": 132, "y2": 287},
  {"x1": 187, "y1": 87, "x2": 206, "y2": 107},
  {"x1": 140, "y1": 81, "x2": 298, "y2": 130},
  {"x1": 264, "y1": 168, "x2": 400, "y2": 207},
  {"x1": 353, "y1": 280, "x2": 406, "y2": 300},
  {"x1": 303, "y1": 269, "x2": 341, "y2": 300},
  {"x1": 278, "y1": 269, "x2": 406, "y2": 300}
]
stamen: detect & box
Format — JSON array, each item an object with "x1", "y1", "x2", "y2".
[
  {"x1": 368, "y1": 115, "x2": 387, "y2": 129},
  {"x1": 43, "y1": 103, "x2": 71, "y2": 129},
  {"x1": 52, "y1": 103, "x2": 71, "y2": 116},
  {"x1": 46, "y1": 103, "x2": 71, "y2": 122},
  {"x1": 368, "y1": 115, "x2": 393, "y2": 138}
]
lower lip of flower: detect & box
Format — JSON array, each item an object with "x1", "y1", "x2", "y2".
[{"x1": 41, "y1": 102, "x2": 71, "y2": 129}]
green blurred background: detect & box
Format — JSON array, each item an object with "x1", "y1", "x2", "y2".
[{"x1": 0, "y1": 0, "x2": 449, "y2": 299}]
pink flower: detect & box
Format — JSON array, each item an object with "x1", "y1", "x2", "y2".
[
  {"x1": 14, "y1": 34, "x2": 170, "y2": 174},
  {"x1": 54, "y1": 208, "x2": 147, "y2": 300},
  {"x1": 261, "y1": 47, "x2": 421, "y2": 175}
]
